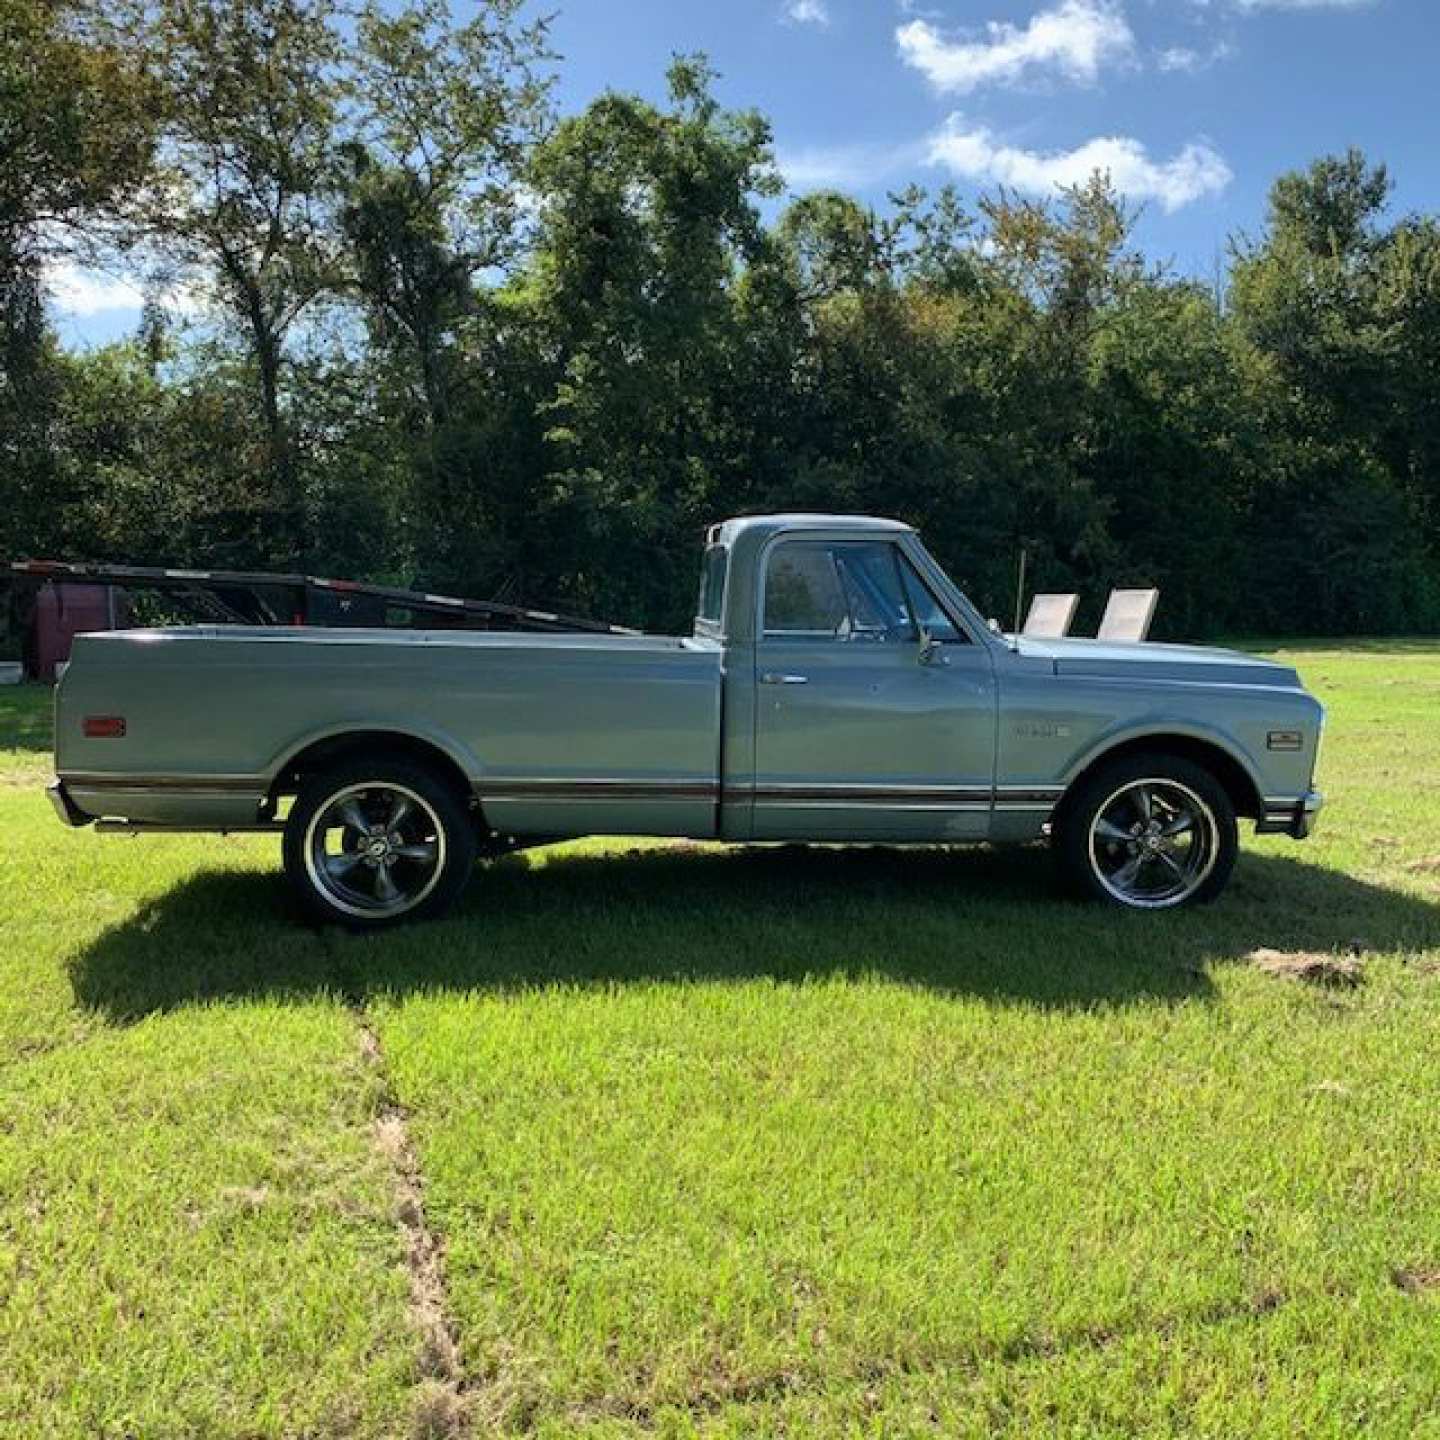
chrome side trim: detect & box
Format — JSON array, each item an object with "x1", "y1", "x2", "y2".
[
  {"x1": 751, "y1": 783, "x2": 992, "y2": 802},
  {"x1": 993, "y1": 784, "x2": 1063, "y2": 815},
  {"x1": 754, "y1": 801, "x2": 992, "y2": 812},
  {"x1": 70, "y1": 785, "x2": 266, "y2": 801},
  {"x1": 483, "y1": 778, "x2": 1011, "y2": 810},
  {"x1": 64, "y1": 770, "x2": 1073, "y2": 816},
  {"x1": 61, "y1": 771, "x2": 264, "y2": 794},
  {"x1": 94, "y1": 820, "x2": 283, "y2": 834},
  {"x1": 480, "y1": 778, "x2": 718, "y2": 802}
]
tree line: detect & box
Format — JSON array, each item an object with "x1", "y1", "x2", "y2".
[{"x1": 4, "y1": 0, "x2": 1439, "y2": 638}]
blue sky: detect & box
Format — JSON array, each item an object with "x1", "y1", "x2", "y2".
[{"x1": 53, "y1": 0, "x2": 1438, "y2": 345}]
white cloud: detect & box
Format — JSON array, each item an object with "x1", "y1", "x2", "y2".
[
  {"x1": 926, "y1": 116, "x2": 1233, "y2": 212},
  {"x1": 776, "y1": 141, "x2": 923, "y2": 190},
  {"x1": 1158, "y1": 45, "x2": 1203, "y2": 71},
  {"x1": 897, "y1": 0, "x2": 1136, "y2": 95},
  {"x1": 46, "y1": 263, "x2": 203, "y2": 317},
  {"x1": 1157, "y1": 39, "x2": 1234, "y2": 71},
  {"x1": 783, "y1": 0, "x2": 830, "y2": 26},
  {"x1": 46, "y1": 268, "x2": 141, "y2": 315}
]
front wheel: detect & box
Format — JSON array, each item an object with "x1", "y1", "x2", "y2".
[
  {"x1": 282, "y1": 757, "x2": 477, "y2": 927},
  {"x1": 1055, "y1": 753, "x2": 1237, "y2": 910}
]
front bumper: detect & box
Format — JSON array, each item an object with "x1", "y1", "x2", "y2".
[
  {"x1": 47, "y1": 780, "x2": 93, "y2": 828},
  {"x1": 1256, "y1": 789, "x2": 1323, "y2": 839}
]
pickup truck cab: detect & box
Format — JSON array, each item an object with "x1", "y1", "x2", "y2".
[{"x1": 49, "y1": 514, "x2": 1325, "y2": 925}]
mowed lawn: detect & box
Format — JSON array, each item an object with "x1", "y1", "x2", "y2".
[{"x1": 2, "y1": 644, "x2": 1439, "y2": 1439}]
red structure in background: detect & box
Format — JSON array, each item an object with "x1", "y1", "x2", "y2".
[{"x1": 30, "y1": 583, "x2": 131, "y2": 682}]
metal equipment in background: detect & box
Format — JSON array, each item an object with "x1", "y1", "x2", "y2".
[
  {"x1": 1097, "y1": 588, "x2": 1161, "y2": 643},
  {"x1": 3, "y1": 559, "x2": 638, "y2": 682},
  {"x1": 1021, "y1": 592, "x2": 1080, "y2": 639}
]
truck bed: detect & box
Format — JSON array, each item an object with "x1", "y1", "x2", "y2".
[{"x1": 56, "y1": 627, "x2": 725, "y2": 838}]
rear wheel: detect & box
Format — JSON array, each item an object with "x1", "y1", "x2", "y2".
[
  {"x1": 1055, "y1": 752, "x2": 1237, "y2": 910},
  {"x1": 282, "y1": 757, "x2": 477, "y2": 927}
]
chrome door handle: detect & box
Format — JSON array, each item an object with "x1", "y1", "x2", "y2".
[{"x1": 760, "y1": 672, "x2": 809, "y2": 685}]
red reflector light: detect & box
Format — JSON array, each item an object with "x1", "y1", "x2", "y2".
[{"x1": 84, "y1": 716, "x2": 127, "y2": 738}]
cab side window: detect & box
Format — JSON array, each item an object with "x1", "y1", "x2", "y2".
[
  {"x1": 763, "y1": 540, "x2": 959, "y2": 642},
  {"x1": 763, "y1": 543, "x2": 847, "y2": 636}
]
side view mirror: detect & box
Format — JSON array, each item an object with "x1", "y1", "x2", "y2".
[{"x1": 918, "y1": 626, "x2": 946, "y2": 666}]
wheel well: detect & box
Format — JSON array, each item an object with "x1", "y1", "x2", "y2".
[
  {"x1": 268, "y1": 731, "x2": 476, "y2": 813},
  {"x1": 1058, "y1": 735, "x2": 1263, "y2": 821}
]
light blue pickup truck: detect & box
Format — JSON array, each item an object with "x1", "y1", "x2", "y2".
[{"x1": 49, "y1": 514, "x2": 1324, "y2": 926}]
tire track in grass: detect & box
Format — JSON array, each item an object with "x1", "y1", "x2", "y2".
[{"x1": 354, "y1": 1005, "x2": 472, "y2": 1438}]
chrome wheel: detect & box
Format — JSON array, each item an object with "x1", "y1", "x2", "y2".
[
  {"x1": 303, "y1": 782, "x2": 446, "y2": 919},
  {"x1": 1087, "y1": 777, "x2": 1219, "y2": 909}
]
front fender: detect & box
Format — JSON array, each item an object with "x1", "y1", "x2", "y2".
[
  {"x1": 1059, "y1": 717, "x2": 1267, "y2": 799},
  {"x1": 995, "y1": 663, "x2": 1322, "y2": 815}
]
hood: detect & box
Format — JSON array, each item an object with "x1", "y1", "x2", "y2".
[{"x1": 1009, "y1": 635, "x2": 1302, "y2": 689}]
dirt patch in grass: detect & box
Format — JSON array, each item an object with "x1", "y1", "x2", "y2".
[
  {"x1": 1248, "y1": 949, "x2": 1366, "y2": 988},
  {"x1": 1392, "y1": 1267, "x2": 1440, "y2": 1295},
  {"x1": 409, "y1": 1376, "x2": 470, "y2": 1439},
  {"x1": 357, "y1": 1017, "x2": 470, "y2": 1438},
  {"x1": 217, "y1": 1184, "x2": 271, "y2": 1210},
  {"x1": 1404, "y1": 856, "x2": 1440, "y2": 875}
]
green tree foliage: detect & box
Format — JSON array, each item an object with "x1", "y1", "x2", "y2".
[
  {"x1": 337, "y1": 0, "x2": 552, "y2": 428},
  {"x1": 0, "y1": 0, "x2": 156, "y2": 257},
  {"x1": 516, "y1": 56, "x2": 788, "y2": 625},
  {"x1": 2, "y1": 17, "x2": 1438, "y2": 639},
  {"x1": 1230, "y1": 150, "x2": 1440, "y2": 631},
  {"x1": 117, "y1": 0, "x2": 347, "y2": 556},
  {"x1": 1380, "y1": 217, "x2": 1440, "y2": 551},
  {"x1": 0, "y1": 0, "x2": 156, "y2": 561},
  {"x1": 1084, "y1": 281, "x2": 1253, "y2": 636}
]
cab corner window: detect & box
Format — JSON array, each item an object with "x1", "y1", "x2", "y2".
[
  {"x1": 696, "y1": 544, "x2": 728, "y2": 627},
  {"x1": 896, "y1": 552, "x2": 964, "y2": 644}
]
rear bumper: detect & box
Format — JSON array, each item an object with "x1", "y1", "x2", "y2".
[
  {"x1": 1256, "y1": 789, "x2": 1323, "y2": 839},
  {"x1": 47, "y1": 779, "x2": 93, "y2": 828}
]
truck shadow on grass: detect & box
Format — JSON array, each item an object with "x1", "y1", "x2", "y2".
[{"x1": 69, "y1": 843, "x2": 1440, "y2": 1022}]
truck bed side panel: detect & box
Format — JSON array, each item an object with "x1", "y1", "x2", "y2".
[{"x1": 57, "y1": 630, "x2": 724, "y2": 838}]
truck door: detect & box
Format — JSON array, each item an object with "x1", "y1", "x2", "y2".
[{"x1": 750, "y1": 537, "x2": 996, "y2": 840}]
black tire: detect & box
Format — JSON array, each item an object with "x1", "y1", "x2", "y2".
[
  {"x1": 1054, "y1": 751, "x2": 1237, "y2": 910},
  {"x1": 282, "y1": 755, "x2": 477, "y2": 928}
]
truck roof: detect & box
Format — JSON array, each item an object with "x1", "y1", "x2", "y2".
[{"x1": 708, "y1": 513, "x2": 913, "y2": 545}]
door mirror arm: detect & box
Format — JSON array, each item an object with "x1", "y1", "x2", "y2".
[{"x1": 918, "y1": 626, "x2": 947, "y2": 667}]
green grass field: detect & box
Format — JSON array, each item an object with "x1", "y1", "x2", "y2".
[{"x1": 2, "y1": 645, "x2": 1439, "y2": 1438}]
